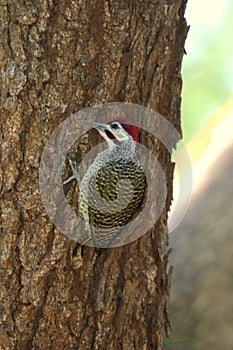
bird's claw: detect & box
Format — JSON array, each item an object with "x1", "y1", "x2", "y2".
[{"x1": 63, "y1": 156, "x2": 80, "y2": 184}]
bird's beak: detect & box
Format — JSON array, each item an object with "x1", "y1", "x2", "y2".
[
  {"x1": 86, "y1": 121, "x2": 110, "y2": 132},
  {"x1": 84, "y1": 121, "x2": 114, "y2": 144}
]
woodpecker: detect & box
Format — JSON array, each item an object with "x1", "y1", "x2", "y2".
[{"x1": 64, "y1": 120, "x2": 146, "y2": 248}]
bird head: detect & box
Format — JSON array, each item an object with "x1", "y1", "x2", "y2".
[
  {"x1": 110, "y1": 118, "x2": 139, "y2": 143},
  {"x1": 89, "y1": 119, "x2": 139, "y2": 146}
]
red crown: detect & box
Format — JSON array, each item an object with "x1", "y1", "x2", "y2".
[{"x1": 109, "y1": 117, "x2": 139, "y2": 143}]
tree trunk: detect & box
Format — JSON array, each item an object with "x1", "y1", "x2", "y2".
[{"x1": 0, "y1": 1, "x2": 188, "y2": 349}]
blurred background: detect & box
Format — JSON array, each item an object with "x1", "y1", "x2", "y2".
[
  {"x1": 167, "y1": 0, "x2": 233, "y2": 349},
  {"x1": 182, "y1": 0, "x2": 233, "y2": 143}
]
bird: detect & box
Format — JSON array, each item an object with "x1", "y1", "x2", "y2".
[{"x1": 64, "y1": 120, "x2": 146, "y2": 248}]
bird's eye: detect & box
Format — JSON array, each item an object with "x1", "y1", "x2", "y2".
[{"x1": 110, "y1": 122, "x2": 119, "y2": 129}]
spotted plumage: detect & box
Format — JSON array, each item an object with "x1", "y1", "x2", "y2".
[{"x1": 65, "y1": 120, "x2": 146, "y2": 247}]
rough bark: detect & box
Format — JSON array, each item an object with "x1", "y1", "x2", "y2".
[{"x1": 0, "y1": 1, "x2": 187, "y2": 349}]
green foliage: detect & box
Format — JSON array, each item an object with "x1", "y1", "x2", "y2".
[
  {"x1": 182, "y1": 0, "x2": 233, "y2": 142},
  {"x1": 164, "y1": 338, "x2": 201, "y2": 348}
]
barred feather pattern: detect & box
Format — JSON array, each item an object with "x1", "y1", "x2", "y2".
[{"x1": 79, "y1": 139, "x2": 146, "y2": 247}]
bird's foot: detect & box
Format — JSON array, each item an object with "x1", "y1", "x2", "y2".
[{"x1": 63, "y1": 156, "x2": 80, "y2": 184}]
